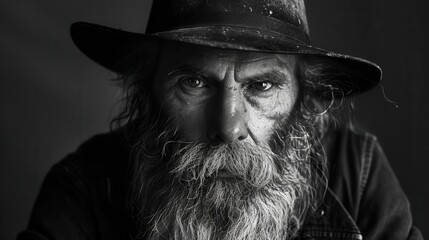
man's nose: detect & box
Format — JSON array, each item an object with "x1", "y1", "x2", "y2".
[{"x1": 207, "y1": 87, "x2": 249, "y2": 144}]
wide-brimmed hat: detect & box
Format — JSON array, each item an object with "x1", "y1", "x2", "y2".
[{"x1": 70, "y1": 0, "x2": 382, "y2": 97}]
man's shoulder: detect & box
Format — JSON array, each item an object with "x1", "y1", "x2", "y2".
[
  {"x1": 52, "y1": 129, "x2": 130, "y2": 178},
  {"x1": 325, "y1": 124, "x2": 377, "y2": 147},
  {"x1": 324, "y1": 123, "x2": 380, "y2": 171},
  {"x1": 324, "y1": 124, "x2": 378, "y2": 165}
]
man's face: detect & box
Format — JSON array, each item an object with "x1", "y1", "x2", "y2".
[
  {"x1": 152, "y1": 43, "x2": 299, "y2": 146},
  {"x1": 131, "y1": 43, "x2": 324, "y2": 240}
]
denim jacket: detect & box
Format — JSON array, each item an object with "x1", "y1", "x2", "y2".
[{"x1": 17, "y1": 126, "x2": 423, "y2": 240}]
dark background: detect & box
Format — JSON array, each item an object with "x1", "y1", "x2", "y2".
[{"x1": 1, "y1": 0, "x2": 427, "y2": 239}]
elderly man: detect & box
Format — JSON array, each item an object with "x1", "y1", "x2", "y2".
[{"x1": 18, "y1": 0, "x2": 422, "y2": 239}]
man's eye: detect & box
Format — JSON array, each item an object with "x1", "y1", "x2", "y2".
[
  {"x1": 181, "y1": 77, "x2": 207, "y2": 88},
  {"x1": 249, "y1": 81, "x2": 274, "y2": 91}
]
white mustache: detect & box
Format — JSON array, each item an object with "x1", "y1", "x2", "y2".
[{"x1": 168, "y1": 142, "x2": 286, "y2": 189}]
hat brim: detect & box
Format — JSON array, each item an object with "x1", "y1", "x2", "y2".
[{"x1": 70, "y1": 21, "x2": 382, "y2": 97}]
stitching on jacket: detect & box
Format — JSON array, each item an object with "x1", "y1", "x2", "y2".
[
  {"x1": 358, "y1": 133, "x2": 375, "y2": 200},
  {"x1": 300, "y1": 229, "x2": 363, "y2": 239}
]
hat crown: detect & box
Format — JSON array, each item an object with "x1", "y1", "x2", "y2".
[{"x1": 146, "y1": 0, "x2": 309, "y2": 40}]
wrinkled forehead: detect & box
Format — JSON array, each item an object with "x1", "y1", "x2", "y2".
[{"x1": 158, "y1": 42, "x2": 297, "y2": 71}]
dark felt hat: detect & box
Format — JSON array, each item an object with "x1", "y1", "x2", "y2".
[{"x1": 70, "y1": 0, "x2": 382, "y2": 97}]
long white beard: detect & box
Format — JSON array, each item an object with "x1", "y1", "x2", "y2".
[{"x1": 131, "y1": 136, "x2": 324, "y2": 240}]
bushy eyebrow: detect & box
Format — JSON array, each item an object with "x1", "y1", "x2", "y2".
[
  {"x1": 246, "y1": 70, "x2": 290, "y2": 85},
  {"x1": 168, "y1": 65, "x2": 209, "y2": 78},
  {"x1": 167, "y1": 64, "x2": 291, "y2": 85}
]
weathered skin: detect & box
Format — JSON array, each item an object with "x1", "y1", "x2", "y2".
[{"x1": 152, "y1": 43, "x2": 299, "y2": 146}]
